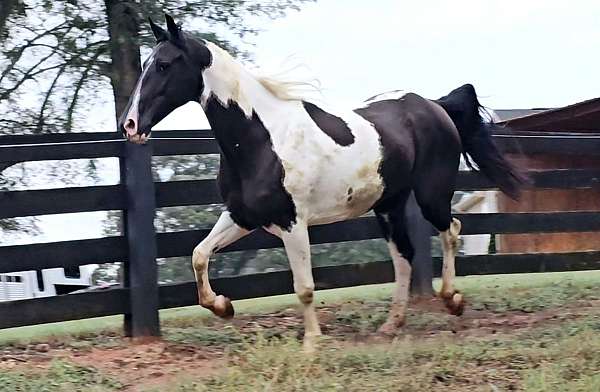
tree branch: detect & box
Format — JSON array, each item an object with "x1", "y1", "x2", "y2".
[
  {"x1": 0, "y1": 59, "x2": 70, "y2": 101},
  {"x1": 0, "y1": 21, "x2": 70, "y2": 84},
  {"x1": 66, "y1": 47, "x2": 106, "y2": 131},
  {"x1": 36, "y1": 63, "x2": 68, "y2": 133}
]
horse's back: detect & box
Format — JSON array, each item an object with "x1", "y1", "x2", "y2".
[{"x1": 354, "y1": 92, "x2": 462, "y2": 210}]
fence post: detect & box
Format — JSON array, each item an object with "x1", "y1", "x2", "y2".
[
  {"x1": 121, "y1": 142, "x2": 160, "y2": 338},
  {"x1": 405, "y1": 192, "x2": 434, "y2": 296}
]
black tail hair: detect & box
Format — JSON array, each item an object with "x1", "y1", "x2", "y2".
[{"x1": 436, "y1": 84, "x2": 528, "y2": 199}]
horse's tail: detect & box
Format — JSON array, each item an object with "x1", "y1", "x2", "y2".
[{"x1": 435, "y1": 83, "x2": 528, "y2": 200}]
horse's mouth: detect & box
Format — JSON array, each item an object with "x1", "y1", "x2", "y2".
[{"x1": 127, "y1": 133, "x2": 150, "y2": 144}]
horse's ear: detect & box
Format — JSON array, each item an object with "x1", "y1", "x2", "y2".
[
  {"x1": 165, "y1": 14, "x2": 181, "y2": 40},
  {"x1": 149, "y1": 17, "x2": 168, "y2": 43}
]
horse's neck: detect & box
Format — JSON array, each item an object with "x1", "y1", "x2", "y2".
[
  {"x1": 201, "y1": 56, "x2": 296, "y2": 150},
  {"x1": 201, "y1": 44, "x2": 286, "y2": 121},
  {"x1": 201, "y1": 67, "x2": 289, "y2": 174}
]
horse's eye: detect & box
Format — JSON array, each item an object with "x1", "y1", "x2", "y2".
[{"x1": 157, "y1": 61, "x2": 170, "y2": 73}]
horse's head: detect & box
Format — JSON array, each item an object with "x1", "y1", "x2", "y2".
[{"x1": 119, "y1": 15, "x2": 212, "y2": 143}]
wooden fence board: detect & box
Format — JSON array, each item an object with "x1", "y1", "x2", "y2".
[
  {"x1": 0, "y1": 288, "x2": 128, "y2": 329},
  {"x1": 456, "y1": 211, "x2": 600, "y2": 235},
  {"x1": 158, "y1": 260, "x2": 396, "y2": 309},
  {"x1": 0, "y1": 185, "x2": 124, "y2": 219},
  {"x1": 2, "y1": 169, "x2": 597, "y2": 220},
  {"x1": 159, "y1": 251, "x2": 600, "y2": 310},
  {"x1": 0, "y1": 237, "x2": 126, "y2": 274},
  {"x1": 155, "y1": 180, "x2": 221, "y2": 207},
  {"x1": 2, "y1": 250, "x2": 599, "y2": 329},
  {"x1": 2, "y1": 211, "x2": 598, "y2": 274},
  {"x1": 444, "y1": 251, "x2": 600, "y2": 276},
  {"x1": 456, "y1": 169, "x2": 600, "y2": 191},
  {"x1": 155, "y1": 217, "x2": 383, "y2": 258},
  {"x1": 1, "y1": 132, "x2": 598, "y2": 163}
]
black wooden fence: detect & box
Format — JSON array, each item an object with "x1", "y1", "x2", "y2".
[{"x1": 1, "y1": 130, "x2": 600, "y2": 335}]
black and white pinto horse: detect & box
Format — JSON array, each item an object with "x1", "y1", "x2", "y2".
[{"x1": 119, "y1": 15, "x2": 525, "y2": 352}]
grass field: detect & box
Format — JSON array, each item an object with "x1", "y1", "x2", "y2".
[{"x1": 1, "y1": 271, "x2": 600, "y2": 391}]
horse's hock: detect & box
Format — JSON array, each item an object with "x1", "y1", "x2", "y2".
[{"x1": 496, "y1": 98, "x2": 600, "y2": 254}]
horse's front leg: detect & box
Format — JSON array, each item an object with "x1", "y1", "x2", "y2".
[
  {"x1": 192, "y1": 211, "x2": 251, "y2": 318},
  {"x1": 278, "y1": 220, "x2": 322, "y2": 353}
]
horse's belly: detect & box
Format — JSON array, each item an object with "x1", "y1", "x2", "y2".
[{"x1": 303, "y1": 160, "x2": 384, "y2": 225}]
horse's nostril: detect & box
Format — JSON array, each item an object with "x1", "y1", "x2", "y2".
[
  {"x1": 125, "y1": 119, "x2": 136, "y2": 130},
  {"x1": 123, "y1": 118, "x2": 138, "y2": 137}
]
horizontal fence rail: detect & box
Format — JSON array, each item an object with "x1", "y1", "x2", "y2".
[
  {"x1": 0, "y1": 237, "x2": 127, "y2": 274},
  {"x1": 3, "y1": 249, "x2": 600, "y2": 329},
  {"x1": 1, "y1": 130, "x2": 600, "y2": 333},
  {"x1": 2, "y1": 169, "x2": 599, "y2": 219},
  {"x1": 0, "y1": 185, "x2": 125, "y2": 219},
  {"x1": 0, "y1": 288, "x2": 129, "y2": 329},
  {"x1": 3, "y1": 210, "x2": 600, "y2": 275},
  {"x1": 1, "y1": 131, "x2": 599, "y2": 163}
]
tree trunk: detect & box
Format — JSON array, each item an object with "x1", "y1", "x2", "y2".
[
  {"x1": 104, "y1": 0, "x2": 142, "y2": 124},
  {"x1": 0, "y1": 0, "x2": 21, "y2": 38}
]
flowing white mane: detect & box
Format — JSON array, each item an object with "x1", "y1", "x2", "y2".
[
  {"x1": 255, "y1": 75, "x2": 321, "y2": 102},
  {"x1": 202, "y1": 41, "x2": 320, "y2": 109}
]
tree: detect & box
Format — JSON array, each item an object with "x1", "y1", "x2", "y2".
[
  {"x1": 0, "y1": 0, "x2": 313, "y2": 238},
  {"x1": 1, "y1": 0, "x2": 313, "y2": 134}
]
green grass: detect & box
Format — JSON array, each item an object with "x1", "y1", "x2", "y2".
[
  {"x1": 168, "y1": 315, "x2": 600, "y2": 392},
  {"x1": 1, "y1": 270, "x2": 599, "y2": 346},
  {"x1": 6, "y1": 316, "x2": 600, "y2": 392},
  {"x1": 0, "y1": 360, "x2": 123, "y2": 392},
  {"x1": 2, "y1": 270, "x2": 600, "y2": 391}
]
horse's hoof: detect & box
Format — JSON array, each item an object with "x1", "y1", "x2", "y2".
[
  {"x1": 441, "y1": 291, "x2": 465, "y2": 316},
  {"x1": 377, "y1": 319, "x2": 404, "y2": 336},
  {"x1": 212, "y1": 295, "x2": 235, "y2": 319}
]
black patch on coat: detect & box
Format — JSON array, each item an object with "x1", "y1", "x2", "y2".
[
  {"x1": 205, "y1": 96, "x2": 297, "y2": 231},
  {"x1": 302, "y1": 101, "x2": 355, "y2": 146},
  {"x1": 354, "y1": 94, "x2": 462, "y2": 231}
]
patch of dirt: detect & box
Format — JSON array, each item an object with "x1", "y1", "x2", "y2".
[
  {"x1": 0, "y1": 339, "x2": 224, "y2": 391},
  {"x1": 218, "y1": 296, "x2": 599, "y2": 340},
  {"x1": 69, "y1": 341, "x2": 223, "y2": 391},
  {"x1": 434, "y1": 298, "x2": 600, "y2": 338}
]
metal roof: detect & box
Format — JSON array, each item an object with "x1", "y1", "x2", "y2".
[{"x1": 498, "y1": 97, "x2": 600, "y2": 131}]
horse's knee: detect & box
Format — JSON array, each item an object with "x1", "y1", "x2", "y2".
[{"x1": 295, "y1": 283, "x2": 315, "y2": 304}]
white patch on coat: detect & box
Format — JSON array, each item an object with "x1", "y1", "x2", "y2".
[
  {"x1": 200, "y1": 42, "x2": 255, "y2": 118},
  {"x1": 200, "y1": 42, "x2": 385, "y2": 226},
  {"x1": 124, "y1": 46, "x2": 161, "y2": 135},
  {"x1": 363, "y1": 89, "x2": 406, "y2": 104}
]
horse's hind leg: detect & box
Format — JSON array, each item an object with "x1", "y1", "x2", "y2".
[
  {"x1": 439, "y1": 217, "x2": 463, "y2": 315},
  {"x1": 414, "y1": 179, "x2": 465, "y2": 316},
  {"x1": 192, "y1": 211, "x2": 251, "y2": 318},
  {"x1": 375, "y1": 192, "x2": 414, "y2": 335}
]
